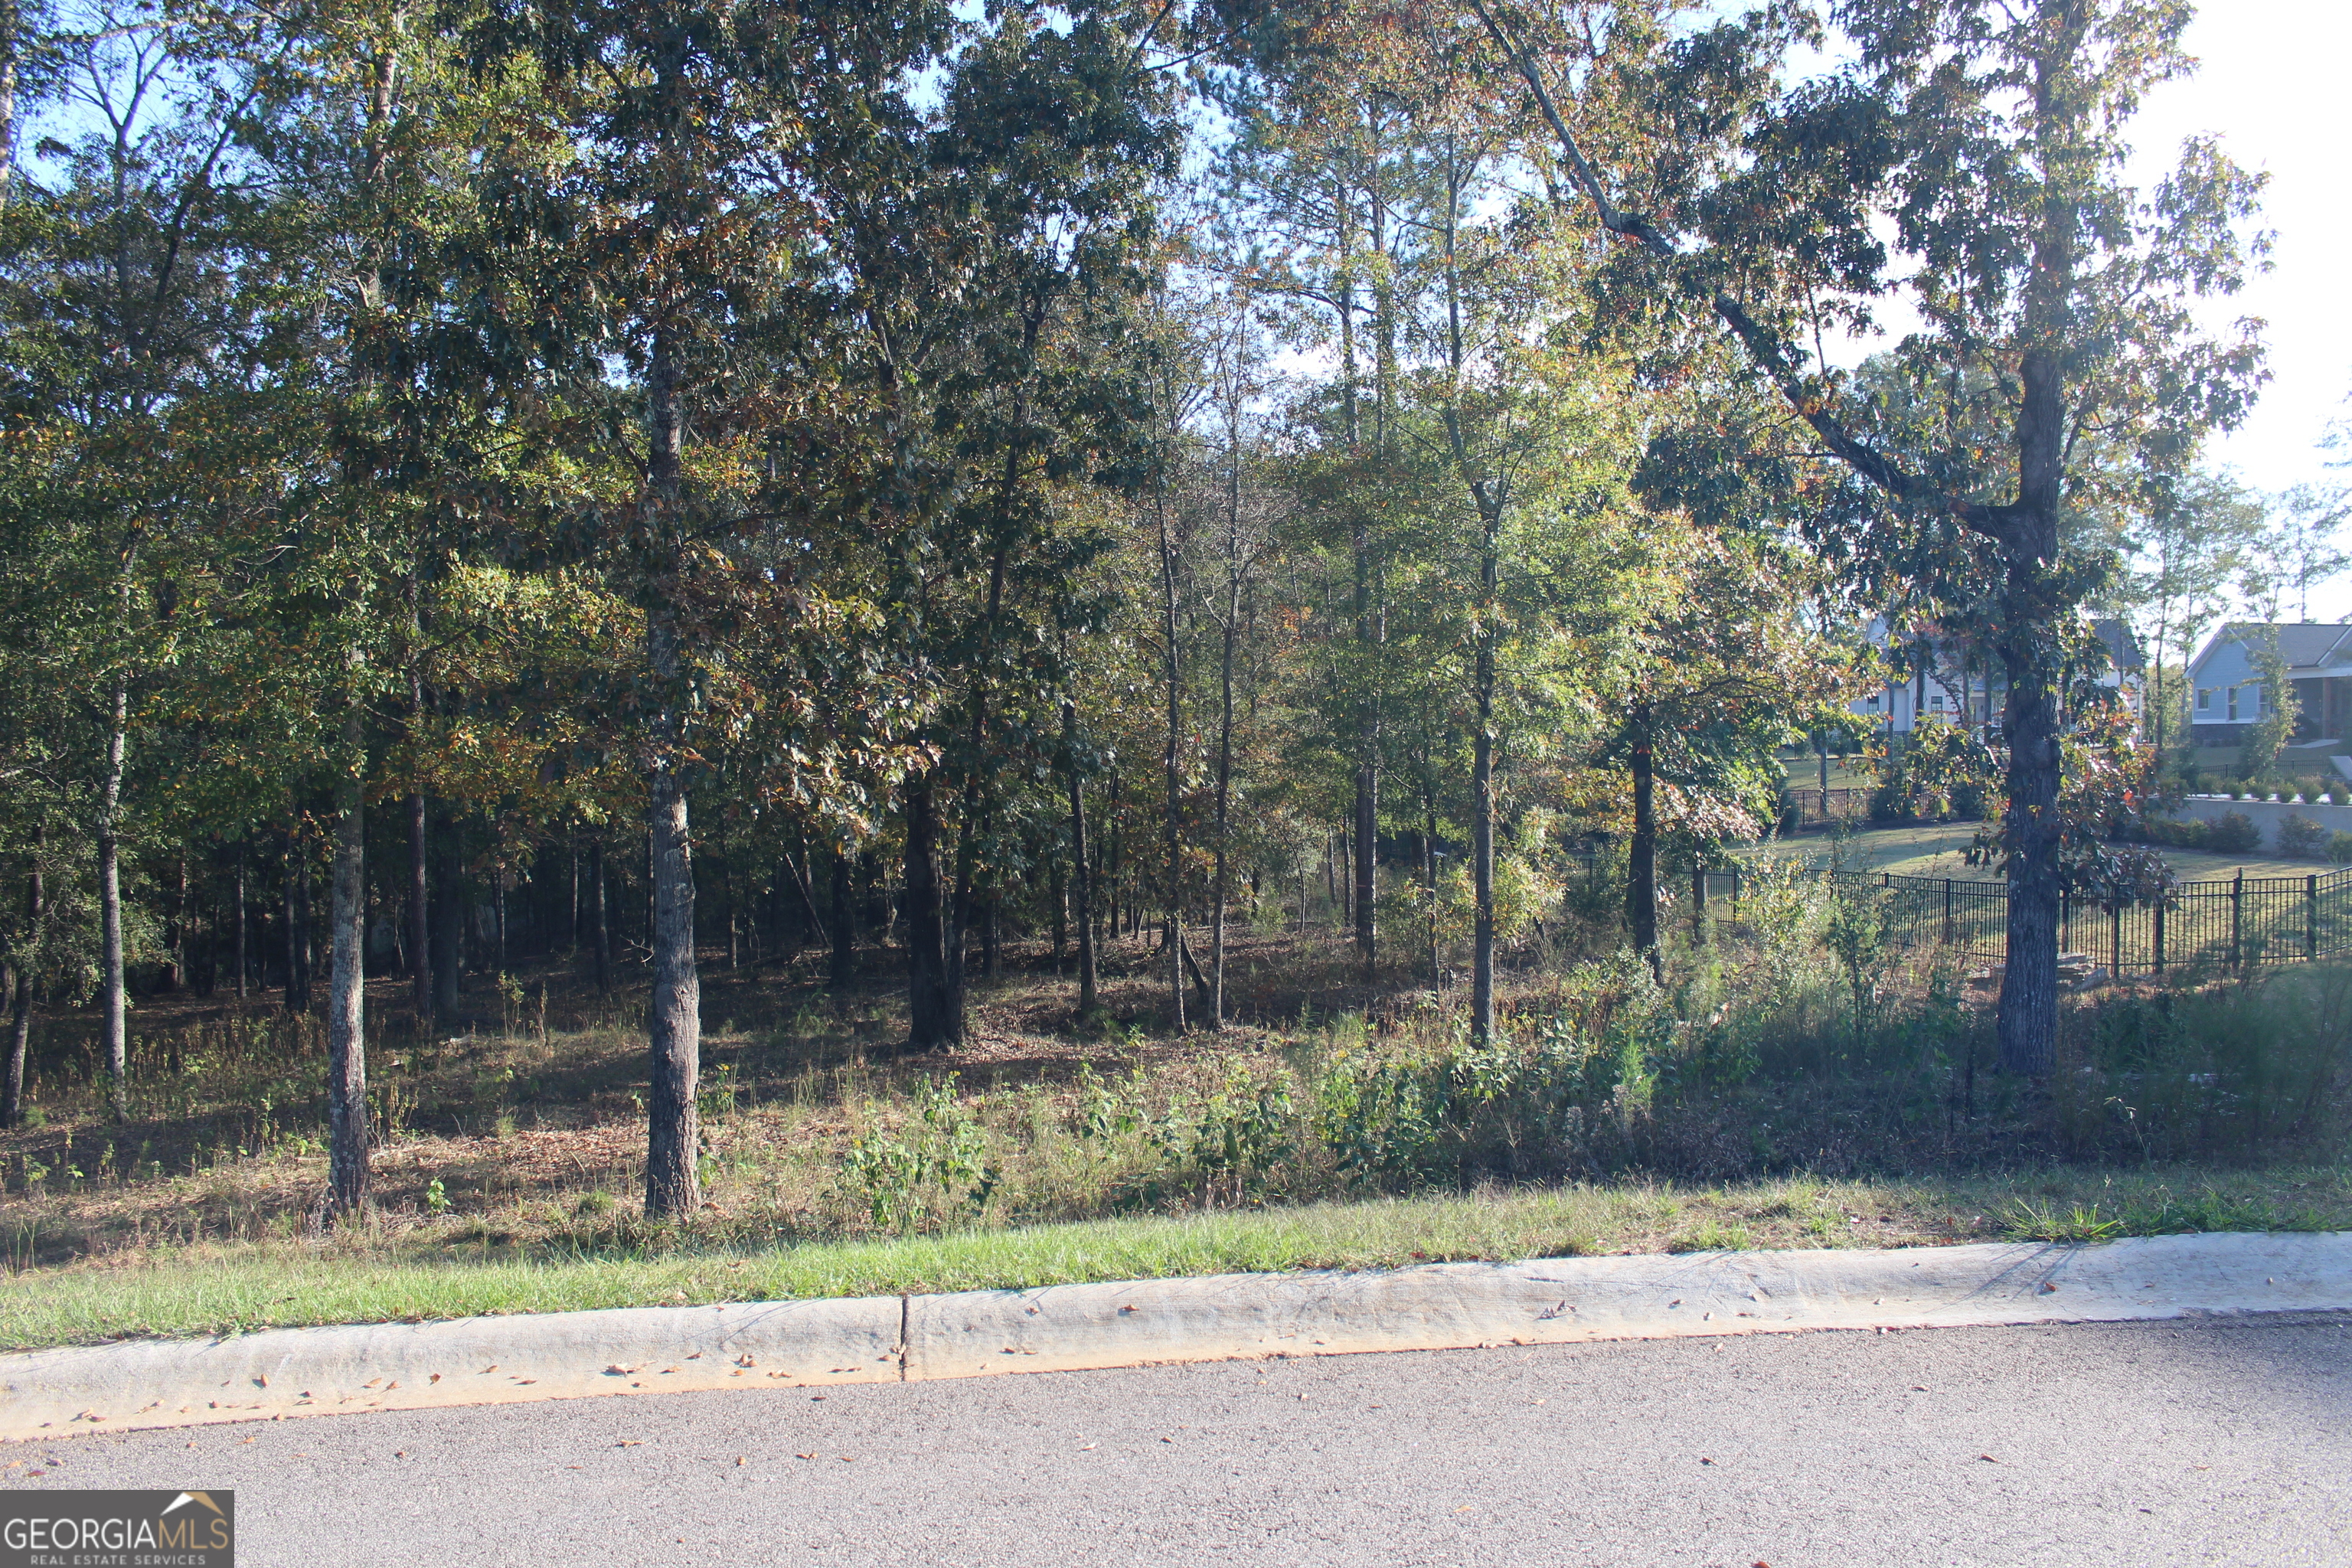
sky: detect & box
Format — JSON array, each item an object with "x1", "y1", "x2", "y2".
[{"x1": 2126, "y1": 0, "x2": 2352, "y2": 617}]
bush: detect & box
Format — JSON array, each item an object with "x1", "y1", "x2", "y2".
[
  {"x1": 2145, "y1": 815, "x2": 2210, "y2": 850},
  {"x1": 2278, "y1": 813, "x2": 2328, "y2": 858},
  {"x1": 2331, "y1": 831, "x2": 2352, "y2": 865},
  {"x1": 2207, "y1": 811, "x2": 2261, "y2": 854}
]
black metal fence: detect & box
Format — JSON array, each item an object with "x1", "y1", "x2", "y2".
[{"x1": 1683, "y1": 864, "x2": 2352, "y2": 974}]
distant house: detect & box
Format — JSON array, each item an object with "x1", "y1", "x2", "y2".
[
  {"x1": 2185, "y1": 622, "x2": 2352, "y2": 746},
  {"x1": 1847, "y1": 616, "x2": 2145, "y2": 736}
]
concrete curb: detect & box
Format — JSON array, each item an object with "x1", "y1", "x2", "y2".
[{"x1": 5, "y1": 1231, "x2": 2346, "y2": 1442}]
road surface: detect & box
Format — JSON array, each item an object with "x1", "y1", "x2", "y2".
[{"x1": 10, "y1": 1316, "x2": 2347, "y2": 1565}]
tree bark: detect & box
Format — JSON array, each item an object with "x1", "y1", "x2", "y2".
[
  {"x1": 284, "y1": 835, "x2": 309, "y2": 1013},
  {"x1": 407, "y1": 791, "x2": 431, "y2": 1024},
  {"x1": 234, "y1": 844, "x2": 247, "y2": 1001},
  {"x1": 642, "y1": 319, "x2": 701, "y2": 1220},
  {"x1": 905, "y1": 779, "x2": 956, "y2": 1047},
  {"x1": 325, "y1": 704, "x2": 369, "y2": 1223},
  {"x1": 1213, "y1": 605, "x2": 1236, "y2": 1030},
  {"x1": 5, "y1": 845, "x2": 39, "y2": 1128},
  {"x1": 1628, "y1": 717, "x2": 1660, "y2": 975},
  {"x1": 430, "y1": 811, "x2": 462, "y2": 1018},
  {"x1": 590, "y1": 835, "x2": 610, "y2": 995},
  {"x1": 98, "y1": 681, "x2": 127, "y2": 1116},
  {"x1": 1064, "y1": 699, "x2": 1099, "y2": 1018},
  {"x1": 828, "y1": 850, "x2": 854, "y2": 992},
  {"x1": 1155, "y1": 465, "x2": 1186, "y2": 1036}
]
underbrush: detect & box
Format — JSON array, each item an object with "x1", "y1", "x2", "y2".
[{"x1": 2, "y1": 874, "x2": 2348, "y2": 1275}]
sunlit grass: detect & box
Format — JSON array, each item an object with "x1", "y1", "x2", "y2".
[{"x1": 6, "y1": 1165, "x2": 2343, "y2": 1352}]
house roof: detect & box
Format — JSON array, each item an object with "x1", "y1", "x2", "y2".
[
  {"x1": 2189, "y1": 622, "x2": 2352, "y2": 677},
  {"x1": 2089, "y1": 617, "x2": 2145, "y2": 671}
]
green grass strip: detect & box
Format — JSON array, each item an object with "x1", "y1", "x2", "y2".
[{"x1": 6, "y1": 1168, "x2": 2347, "y2": 1352}]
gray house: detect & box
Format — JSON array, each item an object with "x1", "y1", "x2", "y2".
[
  {"x1": 2185, "y1": 622, "x2": 2352, "y2": 746},
  {"x1": 1849, "y1": 616, "x2": 2145, "y2": 735}
]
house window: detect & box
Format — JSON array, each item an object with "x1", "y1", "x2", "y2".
[
  {"x1": 1930, "y1": 693, "x2": 1946, "y2": 710},
  {"x1": 1865, "y1": 694, "x2": 1880, "y2": 712},
  {"x1": 2228, "y1": 688, "x2": 2240, "y2": 721},
  {"x1": 2196, "y1": 688, "x2": 2211, "y2": 712}
]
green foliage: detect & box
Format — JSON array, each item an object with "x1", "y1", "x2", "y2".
[
  {"x1": 2208, "y1": 812, "x2": 2262, "y2": 855},
  {"x1": 2276, "y1": 815, "x2": 2326, "y2": 858},
  {"x1": 842, "y1": 1076, "x2": 996, "y2": 1235}
]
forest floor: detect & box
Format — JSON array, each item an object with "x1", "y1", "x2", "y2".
[{"x1": 3, "y1": 925, "x2": 2347, "y2": 1351}]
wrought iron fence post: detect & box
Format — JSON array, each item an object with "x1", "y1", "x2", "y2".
[
  {"x1": 2061, "y1": 888, "x2": 2070, "y2": 954},
  {"x1": 1731, "y1": 868, "x2": 1740, "y2": 927},
  {"x1": 1692, "y1": 867, "x2": 1707, "y2": 946},
  {"x1": 2231, "y1": 871, "x2": 2244, "y2": 969},
  {"x1": 2308, "y1": 873, "x2": 2318, "y2": 960},
  {"x1": 1943, "y1": 878, "x2": 1954, "y2": 946},
  {"x1": 2111, "y1": 903, "x2": 2122, "y2": 977},
  {"x1": 2154, "y1": 898, "x2": 2165, "y2": 974}
]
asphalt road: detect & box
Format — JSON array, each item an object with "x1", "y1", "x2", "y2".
[{"x1": 10, "y1": 1317, "x2": 2347, "y2": 1566}]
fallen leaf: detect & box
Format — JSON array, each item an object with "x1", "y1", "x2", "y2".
[
  {"x1": 430, "y1": 1374, "x2": 441, "y2": 1384},
  {"x1": 1979, "y1": 1454, "x2": 1999, "y2": 1463},
  {"x1": 735, "y1": 1457, "x2": 747, "y2": 1467},
  {"x1": 481, "y1": 1367, "x2": 498, "y2": 1375},
  {"x1": 796, "y1": 1453, "x2": 815, "y2": 1461},
  {"x1": 839, "y1": 1456, "x2": 855, "y2": 1463},
  {"x1": 2039, "y1": 1282, "x2": 2058, "y2": 1294},
  {"x1": 616, "y1": 1441, "x2": 642, "y2": 1448}
]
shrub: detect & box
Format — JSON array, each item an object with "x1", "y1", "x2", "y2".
[
  {"x1": 2207, "y1": 811, "x2": 2261, "y2": 854},
  {"x1": 2331, "y1": 831, "x2": 2352, "y2": 865},
  {"x1": 2278, "y1": 813, "x2": 2328, "y2": 858},
  {"x1": 2145, "y1": 815, "x2": 2210, "y2": 850}
]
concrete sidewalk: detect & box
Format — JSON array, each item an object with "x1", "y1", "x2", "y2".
[{"x1": 5, "y1": 1230, "x2": 2344, "y2": 1442}]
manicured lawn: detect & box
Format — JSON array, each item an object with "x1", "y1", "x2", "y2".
[{"x1": 1755, "y1": 822, "x2": 2329, "y2": 884}]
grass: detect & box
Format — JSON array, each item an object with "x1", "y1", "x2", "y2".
[
  {"x1": 6, "y1": 873, "x2": 2350, "y2": 1358},
  {"x1": 5, "y1": 1166, "x2": 2346, "y2": 1352},
  {"x1": 1752, "y1": 821, "x2": 2328, "y2": 882}
]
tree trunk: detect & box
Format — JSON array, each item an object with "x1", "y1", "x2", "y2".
[
  {"x1": 1423, "y1": 779, "x2": 1440, "y2": 992},
  {"x1": 4, "y1": 847, "x2": 39, "y2": 1128},
  {"x1": 1629, "y1": 721, "x2": 1660, "y2": 975},
  {"x1": 431, "y1": 812, "x2": 462, "y2": 1018},
  {"x1": 408, "y1": 792, "x2": 431, "y2": 1024},
  {"x1": 284, "y1": 835, "x2": 308, "y2": 1013},
  {"x1": 904, "y1": 779, "x2": 956, "y2": 1048},
  {"x1": 1469, "y1": 502, "x2": 1500, "y2": 1047},
  {"x1": 1155, "y1": 480, "x2": 1186, "y2": 1035},
  {"x1": 590, "y1": 836, "x2": 610, "y2": 995},
  {"x1": 1064, "y1": 699, "x2": 1099, "y2": 1018},
  {"x1": 98, "y1": 681, "x2": 127, "y2": 1116},
  {"x1": 325, "y1": 705, "x2": 369, "y2": 1223},
  {"x1": 234, "y1": 846, "x2": 248, "y2": 1000},
  {"x1": 1995, "y1": 559, "x2": 2063, "y2": 1073},
  {"x1": 642, "y1": 318, "x2": 701, "y2": 1220},
  {"x1": 1354, "y1": 767, "x2": 1377, "y2": 981},
  {"x1": 644, "y1": 753, "x2": 700, "y2": 1215},
  {"x1": 828, "y1": 850, "x2": 854, "y2": 992},
  {"x1": 1212, "y1": 616, "x2": 1236, "y2": 1030}
]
